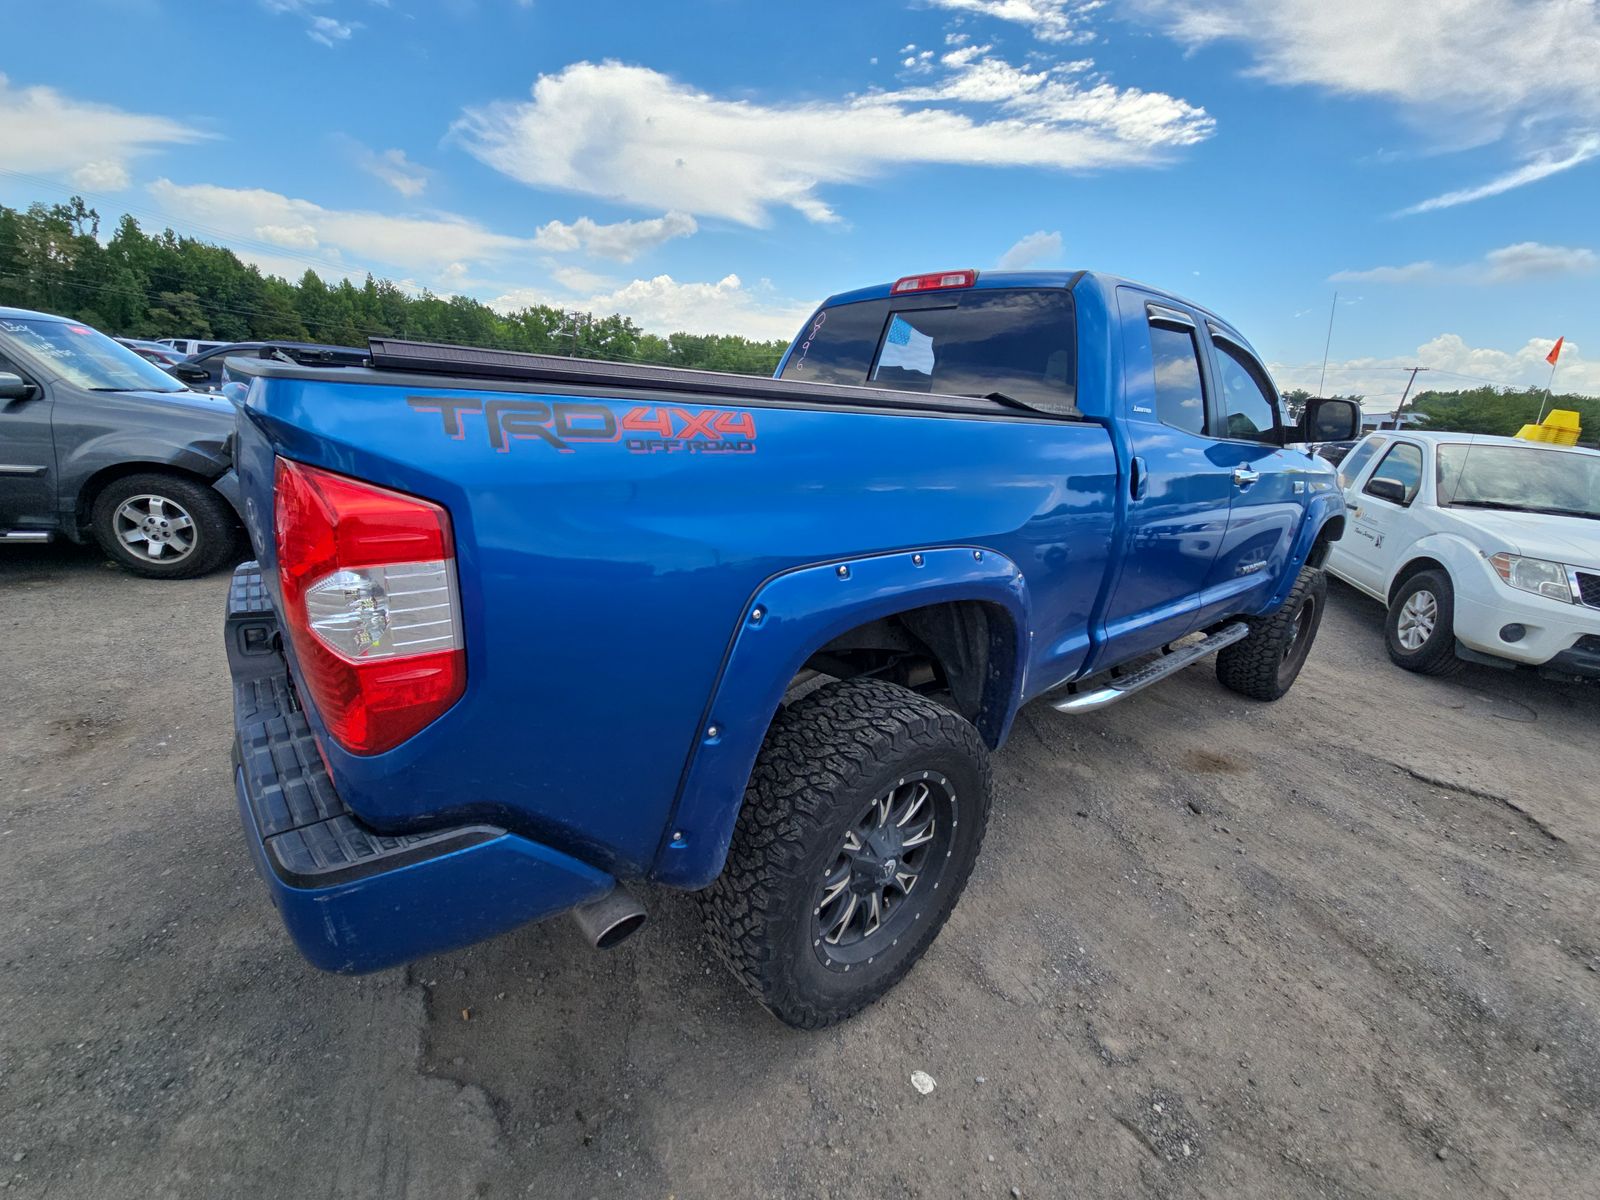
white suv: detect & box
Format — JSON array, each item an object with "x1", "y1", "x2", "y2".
[{"x1": 1325, "y1": 431, "x2": 1600, "y2": 678}]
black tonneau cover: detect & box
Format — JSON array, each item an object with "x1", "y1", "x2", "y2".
[{"x1": 361, "y1": 338, "x2": 1077, "y2": 419}]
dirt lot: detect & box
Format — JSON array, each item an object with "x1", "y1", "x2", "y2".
[{"x1": 3, "y1": 543, "x2": 1598, "y2": 1199}]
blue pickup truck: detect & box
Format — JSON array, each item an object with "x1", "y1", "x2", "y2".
[{"x1": 223, "y1": 269, "x2": 1356, "y2": 1027}]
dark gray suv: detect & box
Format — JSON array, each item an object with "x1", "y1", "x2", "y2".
[{"x1": 0, "y1": 307, "x2": 244, "y2": 578}]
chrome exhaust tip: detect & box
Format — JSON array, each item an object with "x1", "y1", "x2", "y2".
[{"x1": 570, "y1": 887, "x2": 647, "y2": 950}]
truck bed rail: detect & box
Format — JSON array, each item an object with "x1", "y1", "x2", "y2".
[{"x1": 364, "y1": 338, "x2": 1077, "y2": 419}]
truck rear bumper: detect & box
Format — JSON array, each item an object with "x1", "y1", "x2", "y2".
[{"x1": 228, "y1": 563, "x2": 614, "y2": 973}]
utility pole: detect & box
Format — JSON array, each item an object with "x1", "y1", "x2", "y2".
[
  {"x1": 1392, "y1": 366, "x2": 1427, "y2": 429},
  {"x1": 553, "y1": 309, "x2": 587, "y2": 357},
  {"x1": 1317, "y1": 291, "x2": 1338, "y2": 397}
]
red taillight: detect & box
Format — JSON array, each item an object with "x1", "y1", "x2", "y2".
[
  {"x1": 274, "y1": 458, "x2": 465, "y2": 755},
  {"x1": 891, "y1": 269, "x2": 977, "y2": 294}
]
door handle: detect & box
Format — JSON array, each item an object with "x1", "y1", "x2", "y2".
[
  {"x1": 1130, "y1": 456, "x2": 1147, "y2": 500},
  {"x1": 1232, "y1": 467, "x2": 1260, "y2": 488}
]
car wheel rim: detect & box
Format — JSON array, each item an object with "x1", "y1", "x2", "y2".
[
  {"x1": 812, "y1": 770, "x2": 955, "y2": 970},
  {"x1": 1278, "y1": 595, "x2": 1317, "y2": 681},
  {"x1": 1397, "y1": 589, "x2": 1437, "y2": 651},
  {"x1": 114, "y1": 494, "x2": 197, "y2": 563}
]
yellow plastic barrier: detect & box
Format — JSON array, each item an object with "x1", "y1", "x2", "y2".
[{"x1": 1515, "y1": 409, "x2": 1582, "y2": 446}]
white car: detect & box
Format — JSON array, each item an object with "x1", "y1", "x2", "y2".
[
  {"x1": 154, "y1": 337, "x2": 228, "y2": 358},
  {"x1": 1325, "y1": 431, "x2": 1600, "y2": 678}
]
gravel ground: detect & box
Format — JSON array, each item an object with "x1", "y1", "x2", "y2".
[{"x1": 2, "y1": 542, "x2": 1597, "y2": 1199}]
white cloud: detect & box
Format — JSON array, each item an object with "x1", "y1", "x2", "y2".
[
  {"x1": 71, "y1": 160, "x2": 132, "y2": 191},
  {"x1": 356, "y1": 146, "x2": 431, "y2": 197},
  {"x1": 308, "y1": 14, "x2": 356, "y2": 45},
  {"x1": 1271, "y1": 335, "x2": 1599, "y2": 402},
  {"x1": 1146, "y1": 1, "x2": 1600, "y2": 209},
  {"x1": 260, "y1": 1, "x2": 359, "y2": 47},
  {"x1": 149, "y1": 179, "x2": 536, "y2": 280},
  {"x1": 532, "y1": 211, "x2": 697, "y2": 262},
  {"x1": 1397, "y1": 136, "x2": 1600, "y2": 215},
  {"x1": 145, "y1": 180, "x2": 693, "y2": 289},
  {"x1": 1483, "y1": 242, "x2": 1599, "y2": 281},
  {"x1": 997, "y1": 229, "x2": 1063, "y2": 268},
  {"x1": 0, "y1": 74, "x2": 204, "y2": 189},
  {"x1": 255, "y1": 222, "x2": 322, "y2": 250},
  {"x1": 453, "y1": 58, "x2": 1211, "y2": 226},
  {"x1": 548, "y1": 265, "x2": 620, "y2": 293},
  {"x1": 1152, "y1": 0, "x2": 1600, "y2": 130},
  {"x1": 1330, "y1": 242, "x2": 1598, "y2": 285},
  {"x1": 1328, "y1": 261, "x2": 1437, "y2": 285},
  {"x1": 925, "y1": 1, "x2": 1098, "y2": 44},
  {"x1": 580, "y1": 274, "x2": 816, "y2": 340},
  {"x1": 491, "y1": 273, "x2": 816, "y2": 341}
]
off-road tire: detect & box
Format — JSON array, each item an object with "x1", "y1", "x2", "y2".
[
  {"x1": 1216, "y1": 565, "x2": 1328, "y2": 700},
  {"x1": 1385, "y1": 569, "x2": 1464, "y2": 676},
  {"x1": 701, "y1": 678, "x2": 992, "y2": 1029},
  {"x1": 90, "y1": 471, "x2": 241, "y2": 579}
]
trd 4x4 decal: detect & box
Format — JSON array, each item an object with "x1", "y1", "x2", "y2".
[{"x1": 407, "y1": 396, "x2": 758, "y2": 454}]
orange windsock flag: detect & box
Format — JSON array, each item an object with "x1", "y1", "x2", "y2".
[{"x1": 1546, "y1": 337, "x2": 1564, "y2": 366}]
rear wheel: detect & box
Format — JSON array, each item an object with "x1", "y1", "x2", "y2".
[
  {"x1": 702, "y1": 678, "x2": 992, "y2": 1029},
  {"x1": 1216, "y1": 565, "x2": 1327, "y2": 700},
  {"x1": 1385, "y1": 569, "x2": 1463, "y2": 675},
  {"x1": 90, "y1": 472, "x2": 240, "y2": 579}
]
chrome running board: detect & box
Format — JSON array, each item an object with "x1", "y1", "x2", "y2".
[{"x1": 1051, "y1": 622, "x2": 1251, "y2": 714}]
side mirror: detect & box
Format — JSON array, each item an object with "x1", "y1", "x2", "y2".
[
  {"x1": 170, "y1": 362, "x2": 212, "y2": 386},
  {"x1": 1365, "y1": 477, "x2": 1409, "y2": 506},
  {"x1": 1303, "y1": 396, "x2": 1360, "y2": 442},
  {"x1": 0, "y1": 371, "x2": 39, "y2": 402}
]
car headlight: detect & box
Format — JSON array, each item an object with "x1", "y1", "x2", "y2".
[{"x1": 1488, "y1": 552, "x2": 1574, "y2": 602}]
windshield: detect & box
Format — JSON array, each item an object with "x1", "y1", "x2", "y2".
[
  {"x1": 0, "y1": 317, "x2": 186, "y2": 393},
  {"x1": 1437, "y1": 443, "x2": 1600, "y2": 519}
]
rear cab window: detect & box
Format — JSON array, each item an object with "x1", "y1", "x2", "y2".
[
  {"x1": 780, "y1": 288, "x2": 1076, "y2": 415},
  {"x1": 1146, "y1": 318, "x2": 1208, "y2": 435}
]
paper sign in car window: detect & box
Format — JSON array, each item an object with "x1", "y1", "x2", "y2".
[{"x1": 874, "y1": 314, "x2": 936, "y2": 378}]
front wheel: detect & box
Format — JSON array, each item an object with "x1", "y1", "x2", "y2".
[
  {"x1": 1385, "y1": 569, "x2": 1463, "y2": 676},
  {"x1": 89, "y1": 471, "x2": 241, "y2": 579},
  {"x1": 1216, "y1": 565, "x2": 1328, "y2": 700},
  {"x1": 702, "y1": 678, "x2": 993, "y2": 1029}
]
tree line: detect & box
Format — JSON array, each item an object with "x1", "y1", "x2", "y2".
[
  {"x1": 0, "y1": 197, "x2": 791, "y2": 375},
  {"x1": 1407, "y1": 387, "x2": 1599, "y2": 438}
]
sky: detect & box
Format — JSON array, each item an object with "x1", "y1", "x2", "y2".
[{"x1": 3, "y1": 0, "x2": 1598, "y2": 406}]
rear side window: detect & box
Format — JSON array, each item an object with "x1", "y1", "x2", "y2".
[
  {"x1": 1338, "y1": 436, "x2": 1386, "y2": 488},
  {"x1": 1147, "y1": 323, "x2": 1207, "y2": 435},
  {"x1": 781, "y1": 288, "x2": 1076, "y2": 414}
]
